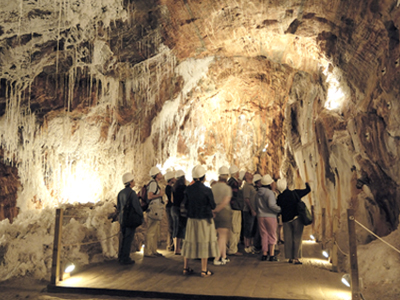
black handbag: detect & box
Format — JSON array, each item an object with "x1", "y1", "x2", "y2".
[
  {"x1": 122, "y1": 192, "x2": 143, "y2": 228},
  {"x1": 295, "y1": 192, "x2": 313, "y2": 226}
]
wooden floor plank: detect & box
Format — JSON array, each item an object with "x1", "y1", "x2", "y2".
[{"x1": 57, "y1": 245, "x2": 351, "y2": 300}]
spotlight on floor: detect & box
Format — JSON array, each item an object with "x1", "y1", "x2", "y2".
[
  {"x1": 62, "y1": 262, "x2": 75, "y2": 281},
  {"x1": 341, "y1": 274, "x2": 351, "y2": 287},
  {"x1": 322, "y1": 250, "x2": 329, "y2": 258},
  {"x1": 310, "y1": 234, "x2": 315, "y2": 241},
  {"x1": 64, "y1": 263, "x2": 75, "y2": 273}
]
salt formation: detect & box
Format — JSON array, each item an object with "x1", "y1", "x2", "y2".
[
  {"x1": 0, "y1": 202, "x2": 119, "y2": 281},
  {"x1": 0, "y1": 0, "x2": 231, "y2": 282},
  {"x1": 0, "y1": 1, "x2": 400, "y2": 299}
]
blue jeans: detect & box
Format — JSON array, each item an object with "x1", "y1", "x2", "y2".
[{"x1": 119, "y1": 226, "x2": 135, "y2": 262}]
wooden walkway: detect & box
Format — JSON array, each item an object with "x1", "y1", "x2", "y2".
[{"x1": 50, "y1": 243, "x2": 351, "y2": 300}]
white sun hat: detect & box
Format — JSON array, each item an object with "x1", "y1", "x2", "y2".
[
  {"x1": 149, "y1": 166, "x2": 161, "y2": 177},
  {"x1": 192, "y1": 165, "x2": 206, "y2": 179},
  {"x1": 122, "y1": 172, "x2": 134, "y2": 184},
  {"x1": 261, "y1": 174, "x2": 274, "y2": 186}
]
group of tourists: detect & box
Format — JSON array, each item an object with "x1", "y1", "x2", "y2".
[{"x1": 116, "y1": 164, "x2": 311, "y2": 278}]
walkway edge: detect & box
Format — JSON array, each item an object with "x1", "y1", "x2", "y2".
[{"x1": 46, "y1": 284, "x2": 304, "y2": 300}]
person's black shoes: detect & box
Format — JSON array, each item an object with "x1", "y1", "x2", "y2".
[
  {"x1": 120, "y1": 258, "x2": 135, "y2": 265},
  {"x1": 261, "y1": 255, "x2": 269, "y2": 261},
  {"x1": 269, "y1": 256, "x2": 279, "y2": 262}
]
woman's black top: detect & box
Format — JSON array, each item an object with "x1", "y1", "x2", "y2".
[
  {"x1": 184, "y1": 181, "x2": 216, "y2": 219},
  {"x1": 172, "y1": 184, "x2": 186, "y2": 208},
  {"x1": 277, "y1": 183, "x2": 311, "y2": 223},
  {"x1": 165, "y1": 185, "x2": 173, "y2": 208}
]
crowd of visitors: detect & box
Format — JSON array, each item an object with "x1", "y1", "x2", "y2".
[{"x1": 116, "y1": 164, "x2": 311, "y2": 276}]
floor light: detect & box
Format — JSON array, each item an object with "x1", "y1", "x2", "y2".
[
  {"x1": 62, "y1": 262, "x2": 75, "y2": 281},
  {"x1": 341, "y1": 274, "x2": 351, "y2": 287}
]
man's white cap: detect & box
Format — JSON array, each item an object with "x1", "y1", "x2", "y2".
[
  {"x1": 229, "y1": 165, "x2": 239, "y2": 174},
  {"x1": 218, "y1": 166, "x2": 229, "y2": 175},
  {"x1": 253, "y1": 174, "x2": 262, "y2": 184},
  {"x1": 277, "y1": 178, "x2": 287, "y2": 192},
  {"x1": 122, "y1": 172, "x2": 134, "y2": 184},
  {"x1": 239, "y1": 170, "x2": 246, "y2": 180},
  {"x1": 149, "y1": 166, "x2": 161, "y2": 177},
  {"x1": 192, "y1": 165, "x2": 206, "y2": 179},
  {"x1": 261, "y1": 174, "x2": 274, "y2": 186},
  {"x1": 176, "y1": 170, "x2": 185, "y2": 177},
  {"x1": 164, "y1": 171, "x2": 175, "y2": 182}
]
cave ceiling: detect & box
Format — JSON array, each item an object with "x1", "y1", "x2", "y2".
[{"x1": 0, "y1": 0, "x2": 400, "y2": 237}]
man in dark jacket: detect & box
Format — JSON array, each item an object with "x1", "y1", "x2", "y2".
[
  {"x1": 227, "y1": 165, "x2": 244, "y2": 256},
  {"x1": 117, "y1": 172, "x2": 143, "y2": 265}
]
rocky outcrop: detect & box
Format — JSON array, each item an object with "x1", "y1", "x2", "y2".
[{"x1": 0, "y1": 0, "x2": 400, "y2": 297}]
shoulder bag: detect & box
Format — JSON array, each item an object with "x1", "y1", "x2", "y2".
[
  {"x1": 122, "y1": 192, "x2": 143, "y2": 228},
  {"x1": 295, "y1": 191, "x2": 313, "y2": 226}
]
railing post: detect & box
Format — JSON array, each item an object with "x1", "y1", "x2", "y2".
[
  {"x1": 0, "y1": 204, "x2": 5, "y2": 221},
  {"x1": 321, "y1": 207, "x2": 326, "y2": 247},
  {"x1": 347, "y1": 209, "x2": 360, "y2": 300},
  {"x1": 331, "y1": 208, "x2": 338, "y2": 272},
  {"x1": 50, "y1": 208, "x2": 63, "y2": 286}
]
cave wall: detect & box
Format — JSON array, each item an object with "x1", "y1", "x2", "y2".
[{"x1": 0, "y1": 0, "x2": 400, "y2": 290}]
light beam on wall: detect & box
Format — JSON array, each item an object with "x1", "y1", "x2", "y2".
[
  {"x1": 323, "y1": 66, "x2": 347, "y2": 111},
  {"x1": 59, "y1": 164, "x2": 102, "y2": 204}
]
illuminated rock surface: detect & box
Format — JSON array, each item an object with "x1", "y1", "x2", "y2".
[{"x1": 0, "y1": 1, "x2": 399, "y2": 299}]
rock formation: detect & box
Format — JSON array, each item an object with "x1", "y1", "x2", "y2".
[{"x1": 0, "y1": 0, "x2": 399, "y2": 298}]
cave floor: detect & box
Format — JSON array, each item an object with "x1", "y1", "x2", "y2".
[{"x1": 51, "y1": 242, "x2": 350, "y2": 300}]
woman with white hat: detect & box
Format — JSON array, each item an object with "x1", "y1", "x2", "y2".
[
  {"x1": 181, "y1": 165, "x2": 219, "y2": 277},
  {"x1": 211, "y1": 166, "x2": 233, "y2": 265},
  {"x1": 276, "y1": 178, "x2": 311, "y2": 264},
  {"x1": 255, "y1": 174, "x2": 281, "y2": 261}
]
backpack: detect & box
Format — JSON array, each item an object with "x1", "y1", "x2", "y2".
[
  {"x1": 138, "y1": 180, "x2": 158, "y2": 212},
  {"x1": 122, "y1": 192, "x2": 143, "y2": 228}
]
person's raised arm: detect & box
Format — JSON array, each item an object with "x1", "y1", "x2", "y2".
[{"x1": 295, "y1": 182, "x2": 311, "y2": 199}]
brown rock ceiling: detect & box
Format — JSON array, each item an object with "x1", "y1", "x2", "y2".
[{"x1": 0, "y1": 0, "x2": 400, "y2": 294}]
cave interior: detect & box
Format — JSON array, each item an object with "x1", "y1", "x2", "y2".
[{"x1": 0, "y1": 0, "x2": 400, "y2": 298}]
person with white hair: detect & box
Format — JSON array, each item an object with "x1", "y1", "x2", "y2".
[
  {"x1": 255, "y1": 174, "x2": 281, "y2": 261},
  {"x1": 276, "y1": 178, "x2": 311, "y2": 264},
  {"x1": 211, "y1": 166, "x2": 233, "y2": 265},
  {"x1": 144, "y1": 166, "x2": 165, "y2": 258},
  {"x1": 117, "y1": 172, "x2": 143, "y2": 265},
  {"x1": 181, "y1": 165, "x2": 219, "y2": 277}
]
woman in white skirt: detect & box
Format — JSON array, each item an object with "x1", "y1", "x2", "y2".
[{"x1": 181, "y1": 165, "x2": 219, "y2": 277}]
